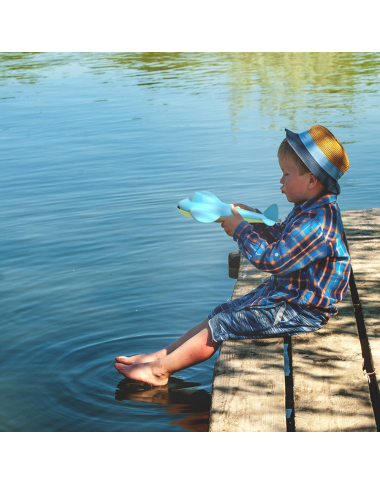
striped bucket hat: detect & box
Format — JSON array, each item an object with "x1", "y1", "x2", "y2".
[{"x1": 285, "y1": 125, "x2": 349, "y2": 195}]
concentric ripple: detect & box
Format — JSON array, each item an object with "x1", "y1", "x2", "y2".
[{"x1": 35, "y1": 335, "x2": 214, "y2": 432}]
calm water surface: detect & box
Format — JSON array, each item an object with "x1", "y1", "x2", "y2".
[{"x1": 1, "y1": 52, "x2": 380, "y2": 431}]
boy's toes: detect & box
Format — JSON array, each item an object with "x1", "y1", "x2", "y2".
[
  {"x1": 114, "y1": 363, "x2": 127, "y2": 375},
  {"x1": 115, "y1": 356, "x2": 134, "y2": 364}
]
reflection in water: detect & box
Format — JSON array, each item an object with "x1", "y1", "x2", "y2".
[
  {"x1": 115, "y1": 376, "x2": 211, "y2": 432},
  {"x1": 223, "y1": 52, "x2": 380, "y2": 131},
  {"x1": 2, "y1": 52, "x2": 380, "y2": 131}
]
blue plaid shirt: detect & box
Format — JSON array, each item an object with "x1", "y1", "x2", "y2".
[{"x1": 232, "y1": 194, "x2": 350, "y2": 318}]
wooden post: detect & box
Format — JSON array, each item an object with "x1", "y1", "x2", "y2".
[{"x1": 228, "y1": 251, "x2": 240, "y2": 279}]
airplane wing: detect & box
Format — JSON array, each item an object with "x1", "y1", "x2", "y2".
[{"x1": 190, "y1": 207, "x2": 221, "y2": 223}]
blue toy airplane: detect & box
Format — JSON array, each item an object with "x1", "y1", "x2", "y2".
[{"x1": 177, "y1": 191, "x2": 278, "y2": 226}]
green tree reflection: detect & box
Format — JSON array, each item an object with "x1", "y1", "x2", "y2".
[{"x1": 1, "y1": 52, "x2": 380, "y2": 129}]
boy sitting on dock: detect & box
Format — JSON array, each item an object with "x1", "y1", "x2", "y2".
[{"x1": 115, "y1": 124, "x2": 351, "y2": 386}]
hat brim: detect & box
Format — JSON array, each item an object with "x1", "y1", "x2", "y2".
[{"x1": 285, "y1": 128, "x2": 341, "y2": 195}]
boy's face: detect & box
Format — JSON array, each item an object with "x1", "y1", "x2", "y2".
[{"x1": 279, "y1": 155, "x2": 312, "y2": 204}]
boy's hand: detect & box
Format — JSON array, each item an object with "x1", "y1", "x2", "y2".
[{"x1": 217, "y1": 206, "x2": 244, "y2": 237}]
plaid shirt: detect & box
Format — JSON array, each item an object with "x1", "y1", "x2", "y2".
[{"x1": 232, "y1": 194, "x2": 350, "y2": 318}]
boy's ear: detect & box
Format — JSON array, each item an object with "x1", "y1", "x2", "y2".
[{"x1": 308, "y1": 172, "x2": 319, "y2": 189}]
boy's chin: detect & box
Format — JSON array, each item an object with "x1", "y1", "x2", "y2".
[
  {"x1": 286, "y1": 195, "x2": 302, "y2": 204},
  {"x1": 282, "y1": 191, "x2": 292, "y2": 202}
]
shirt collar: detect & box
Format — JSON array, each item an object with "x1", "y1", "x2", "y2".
[{"x1": 295, "y1": 193, "x2": 337, "y2": 212}]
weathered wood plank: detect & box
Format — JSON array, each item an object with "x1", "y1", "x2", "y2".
[
  {"x1": 292, "y1": 289, "x2": 376, "y2": 431},
  {"x1": 209, "y1": 339, "x2": 286, "y2": 432},
  {"x1": 342, "y1": 208, "x2": 380, "y2": 396},
  {"x1": 209, "y1": 255, "x2": 287, "y2": 432}
]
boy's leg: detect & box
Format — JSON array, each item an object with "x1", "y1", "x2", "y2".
[
  {"x1": 114, "y1": 325, "x2": 220, "y2": 386},
  {"x1": 115, "y1": 318, "x2": 209, "y2": 365}
]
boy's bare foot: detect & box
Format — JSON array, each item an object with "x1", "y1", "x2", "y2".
[
  {"x1": 114, "y1": 362, "x2": 169, "y2": 386},
  {"x1": 115, "y1": 349, "x2": 166, "y2": 365}
]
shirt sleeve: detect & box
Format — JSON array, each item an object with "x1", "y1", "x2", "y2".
[
  {"x1": 247, "y1": 207, "x2": 289, "y2": 243},
  {"x1": 249, "y1": 220, "x2": 286, "y2": 244},
  {"x1": 233, "y1": 215, "x2": 328, "y2": 275}
]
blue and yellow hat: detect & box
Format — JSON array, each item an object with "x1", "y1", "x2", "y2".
[{"x1": 285, "y1": 125, "x2": 349, "y2": 195}]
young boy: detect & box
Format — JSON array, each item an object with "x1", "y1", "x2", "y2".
[{"x1": 115, "y1": 124, "x2": 350, "y2": 386}]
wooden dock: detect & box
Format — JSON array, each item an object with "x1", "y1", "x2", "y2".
[{"x1": 209, "y1": 208, "x2": 380, "y2": 432}]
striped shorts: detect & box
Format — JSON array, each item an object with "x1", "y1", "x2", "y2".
[{"x1": 207, "y1": 298, "x2": 326, "y2": 342}]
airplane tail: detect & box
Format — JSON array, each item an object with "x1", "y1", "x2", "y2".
[{"x1": 263, "y1": 204, "x2": 279, "y2": 224}]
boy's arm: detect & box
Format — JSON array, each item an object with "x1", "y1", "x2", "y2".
[
  {"x1": 233, "y1": 216, "x2": 328, "y2": 275},
  {"x1": 249, "y1": 220, "x2": 286, "y2": 243},
  {"x1": 233, "y1": 203, "x2": 286, "y2": 243}
]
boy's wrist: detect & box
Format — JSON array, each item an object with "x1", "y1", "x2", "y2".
[{"x1": 233, "y1": 221, "x2": 252, "y2": 241}]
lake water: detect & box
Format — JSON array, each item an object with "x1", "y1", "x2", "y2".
[{"x1": 1, "y1": 52, "x2": 380, "y2": 432}]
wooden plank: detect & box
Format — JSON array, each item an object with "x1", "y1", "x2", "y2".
[
  {"x1": 209, "y1": 255, "x2": 287, "y2": 432},
  {"x1": 292, "y1": 290, "x2": 376, "y2": 431},
  {"x1": 342, "y1": 208, "x2": 380, "y2": 396}
]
